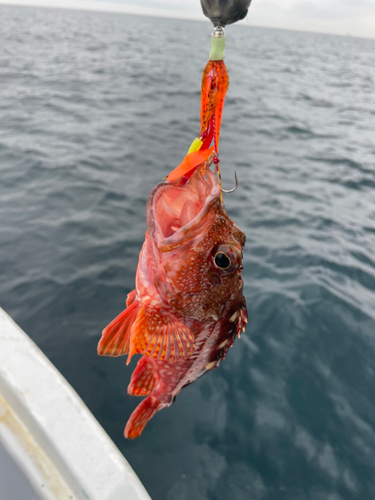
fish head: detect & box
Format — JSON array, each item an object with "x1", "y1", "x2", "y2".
[{"x1": 145, "y1": 163, "x2": 245, "y2": 322}]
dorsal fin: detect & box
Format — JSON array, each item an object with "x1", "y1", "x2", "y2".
[
  {"x1": 127, "y1": 305, "x2": 195, "y2": 364},
  {"x1": 98, "y1": 299, "x2": 140, "y2": 357},
  {"x1": 128, "y1": 356, "x2": 157, "y2": 396}
]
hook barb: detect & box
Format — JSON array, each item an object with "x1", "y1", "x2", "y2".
[{"x1": 222, "y1": 171, "x2": 238, "y2": 194}]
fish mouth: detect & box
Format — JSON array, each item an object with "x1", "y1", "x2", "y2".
[{"x1": 147, "y1": 166, "x2": 220, "y2": 249}]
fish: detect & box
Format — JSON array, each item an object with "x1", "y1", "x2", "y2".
[
  {"x1": 97, "y1": 158, "x2": 247, "y2": 438},
  {"x1": 97, "y1": 48, "x2": 247, "y2": 439}
]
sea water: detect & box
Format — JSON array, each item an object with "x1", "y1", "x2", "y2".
[{"x1": 1, "y1": 5, "x2": 375, "y2": 499}]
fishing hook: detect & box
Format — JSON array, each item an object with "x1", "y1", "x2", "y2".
[{"x1": 222, "y1": 171, "x2": 238, "y2": 194}]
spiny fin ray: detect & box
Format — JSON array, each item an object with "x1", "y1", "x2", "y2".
[{"x1": 98, "y1": 299, "x2": 139, "y2": 357}]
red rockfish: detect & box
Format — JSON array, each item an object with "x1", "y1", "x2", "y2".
[{"x1": 98, "y1": 160, "x2": 247, "y2": 439}]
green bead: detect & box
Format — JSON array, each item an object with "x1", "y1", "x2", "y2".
[{"x1": 209, "y1": 36, "x2": 226, "y2": 61}]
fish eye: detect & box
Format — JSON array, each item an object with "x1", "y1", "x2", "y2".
[
  {"x1": 211, "y1": 244, "x2": 240, "y2": 275},
  {"x1": 214, "y1": 251, "x2": 231, "y2": 270}
]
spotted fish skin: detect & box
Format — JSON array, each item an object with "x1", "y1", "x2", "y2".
[{"x1": 98, "y1": 163, "x2": 247, "y2": 439}]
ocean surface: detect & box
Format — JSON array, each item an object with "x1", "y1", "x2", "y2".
[{"x1": 1, "y1": 4, "x2": 375, "y2": 499}]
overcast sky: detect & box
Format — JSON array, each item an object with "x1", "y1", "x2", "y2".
[{"x1": 1, "y1": 0, "x2": 375, "y2": 38}]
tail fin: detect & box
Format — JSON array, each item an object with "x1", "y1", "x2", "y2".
[{"x1": 124, "y1": 395, "x2": 166, "y2": 439}]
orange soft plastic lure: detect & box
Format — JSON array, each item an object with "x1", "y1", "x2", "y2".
[
  {"x1": 168, "y1": 29, "x2": 229, "y2": 185},
  {"x1": 200, "y1": 59, "x2": 229, "y2": 151}
]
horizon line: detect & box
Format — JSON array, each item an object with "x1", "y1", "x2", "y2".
[{"x1": 0, "y1": 0, "x2": 374, "y2": 42}]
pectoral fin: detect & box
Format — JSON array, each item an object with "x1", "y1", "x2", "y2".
[
  {"x1": 98, "y1": 299, "x2": 140, "y2": 357},
  {"x1": 127, "y1": 305, "x2": 195, "y2": 364}
]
